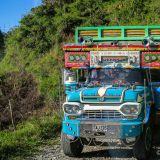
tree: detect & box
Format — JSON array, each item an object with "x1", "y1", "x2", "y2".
[{"x1": 0, "y1": 30, "x2": 5, "y2": 59}]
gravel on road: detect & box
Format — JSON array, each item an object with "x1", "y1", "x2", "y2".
[{"x1": 30, "y1": 125, "x2": 160, "y2": 160}]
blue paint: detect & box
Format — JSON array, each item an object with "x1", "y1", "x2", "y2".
[
  {"x1": 123, "y1": 87, "x2": 144, "y2": 102},
  {"x1": 143, "y1": 106, "x2": 151, "y2": 124},
  {"x1": 120, "y1": 123, "x2": 142, "y2": 138},
  {"x1": 124, "y1": 91, "x2": 138, "y2": 102},
  {"x1": 105, "y1": 88, "x2": 125, "y2": 96},
  {"x1": 82, "y1": 88, "x2": 99, "y2": 96},
  {"x1": 62, "y1": 118, "x2": 143, "y2": 139},
  {"x1": 65, "y1": 82, "x2": 78, "y2": 94},
  {"x1": 62, "y1": 119, "x2": 80, "y2": 137},
  {"x1": 63, "y1": 84, "x2": 152, "y2": 139},
  {"x1": 67, "y1": 86, "x2": 145, "y2": 103},
  {"x1": 154, "y1": 87, "x2": 160, "y2": 109},
  {"x1": 67, "y1": 90, "x2": 81, "y2": 102}
]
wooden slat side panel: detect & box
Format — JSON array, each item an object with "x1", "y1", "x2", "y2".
[
  {"x1": 149, "y1": 29, "x2": 160, "y2": 37},
  {"x1": 79, "y1": 30, "x2": 98, "y2": 38},
  {"x1": 125, "y1": 29, "x2": 145, "y2": 37},
  {"x1": 102, "y1": 29, "x2": 121, "y2": 37}
]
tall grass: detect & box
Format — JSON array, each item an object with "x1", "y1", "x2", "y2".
[{"x1": 0, "y1": 114, "x2": 61, "y2": 160}]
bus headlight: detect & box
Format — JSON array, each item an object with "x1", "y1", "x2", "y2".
[
  {"x1": 120, "y1": 103, "x2": 141, "y2": 116},
  {"x1": 63, "y1": 103, "x2": 82, "y2": 115}
]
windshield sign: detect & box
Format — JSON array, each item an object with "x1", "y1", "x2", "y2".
[{"x1": 90, "y1": 51, "x2": 140, "y2": 68}]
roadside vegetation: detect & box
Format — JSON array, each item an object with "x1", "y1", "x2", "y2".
[
  {"x1": 0, "y1": 114, "x2": 61, "y2": 160},
  {"x1": 0, "y1": 0, "x2": 160, "y2": 159}
]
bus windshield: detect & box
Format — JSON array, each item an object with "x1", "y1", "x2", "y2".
[{"x1": 89, "y1": 69, "x2": 144, "y2": 85}]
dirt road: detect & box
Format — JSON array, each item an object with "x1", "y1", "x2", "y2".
[
  {"x1": 32, "y1": 129, "x2": 160, "y2": 160},
  {"x1": 32, "y1": 143, "x2": 160, "y2": 160}
]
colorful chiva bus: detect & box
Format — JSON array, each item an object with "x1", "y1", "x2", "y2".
[{"x1": 61, "y1": 26, "x2": 160, "y2": 160}]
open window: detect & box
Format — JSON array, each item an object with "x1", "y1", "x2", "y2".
[
  {"x1": 150, "y1": 69, "x2": 160, "y2": 82},
  {"x1": 77, "y1": 69, "x2": 88, "y2": 83},
  {"x1": 63, "y1": 69, "x2": 77, "y2": 84},
  {"x1": 148, "y1": 69, "x2": 160, "y2": 87}
]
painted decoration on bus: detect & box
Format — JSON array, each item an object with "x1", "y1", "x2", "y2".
[
  {"x1": 141, "y1": 51, "x2": 160, "y2": 68},
  {"x1": 90, "y1": 51, "x2": 140, "y2": 68},
  {"x1": 65, "y1": 52, "x2": 90, "y2": 68}
]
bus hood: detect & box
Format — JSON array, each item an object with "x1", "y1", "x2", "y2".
[{"x1": 67, "y1": 86, "x2": 145, "y2": 103}]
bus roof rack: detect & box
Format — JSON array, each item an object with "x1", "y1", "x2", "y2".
[{"x1": 75, "y1": 26, "x2": 160, "y2": 43}]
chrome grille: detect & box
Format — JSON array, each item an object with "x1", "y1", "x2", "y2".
[
  {"x1": 79, "y1": 110, "x2": 126, "y2": 120},
  {"x1": 81, "y1": 96, "x2": 121, "y2": 103}
]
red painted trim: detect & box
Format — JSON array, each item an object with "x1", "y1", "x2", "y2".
[
  {"x1": 141, "y1": 51, "x2": 160, "y2": 68},
  {"x1": 65, "y1": 52, "x2": 90, "y2": 68},
  {"x1": 63, "y1": 44, "x2": 160, "y2": 50}
]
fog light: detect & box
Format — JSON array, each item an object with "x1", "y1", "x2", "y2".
[{"x1": 68, "y1": 116, "x2": 77, "y2": 119}]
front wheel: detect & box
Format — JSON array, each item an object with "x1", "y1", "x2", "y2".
[
  {"x1": 133, "y1": 125, "x2": 152, "y2": 160},
  {"x1": 61, "y1": 132, "x2": 83, "y2": 157}
]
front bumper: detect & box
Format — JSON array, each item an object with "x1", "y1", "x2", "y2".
[{"x1": 62, "y1": 120, "x2": 143, "y2": 139}]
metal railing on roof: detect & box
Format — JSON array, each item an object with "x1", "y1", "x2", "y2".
[{"x1": 75, "y1": 26, "x2": 160, "y2": 43}]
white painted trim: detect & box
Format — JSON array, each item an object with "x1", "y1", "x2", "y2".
[
  {"x1": 63, "y1": 102, "x2": 141, "y2": 117},
  {"x1": 83, "y1": 104, "x2": 120, "y2": 111}
]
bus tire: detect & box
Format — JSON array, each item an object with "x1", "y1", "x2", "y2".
[
  {"x1": 133, "y1": 124, "x2": 152, "y2": 160},
  {"x1": 61, "y1": 132, "x2": 83, "y2": 157}
]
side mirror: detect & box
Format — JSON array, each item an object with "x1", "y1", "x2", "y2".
[{"x1": 142, "y1": 36, "x2": 155, "y2": 47}]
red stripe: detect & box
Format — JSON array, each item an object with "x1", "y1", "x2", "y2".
[{"x1": 63, "y1": 45, "x2": 160, "y2": 49}]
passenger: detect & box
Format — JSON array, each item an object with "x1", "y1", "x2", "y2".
[
  {"x1": 99, "y1": 69, "x2": 106, "y2": 82},
  {"x1": 91, "y1": 69, "x2": 98, "y2": 81},
  {"x1": 104, "y1": 69, "x2": 119, "y2": 82}
]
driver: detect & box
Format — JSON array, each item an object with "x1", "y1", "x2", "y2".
[
  {"x1": 104, "y1": 69, "x2": 119, "y2": 81},
  {"x1": 104, "y1": 69, "x2": 128, "y2": 85}
]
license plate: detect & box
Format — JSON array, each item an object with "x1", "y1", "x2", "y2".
[{"x1": 93, "y1": 125, "x2": 108, "y2": 132}]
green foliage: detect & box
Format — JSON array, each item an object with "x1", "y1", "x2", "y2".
[
  {"x1": 0, "y1": 30, "x2": 5, "y2": 59},
  {"x1": 27, "y1": 51, "x2": 63, "y2": 103},
  {"x1": 38, "y1": 114, "x2": 61, "y2": 139},
  {"x1": 0, "y1": 115, "x2": 61, "y2": 160},
  {"x1": 0, "y1": 30, "x2": 4, "y2": 49}
]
